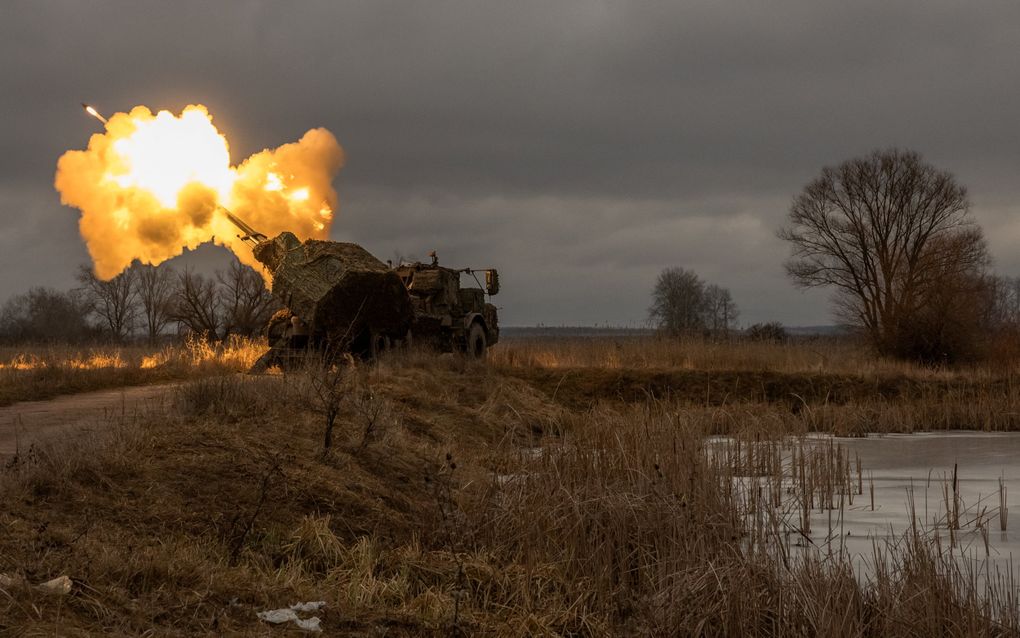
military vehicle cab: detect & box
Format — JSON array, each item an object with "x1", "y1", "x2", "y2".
[{"x1": 394, "y1": 252, "x2": 499, "y2": 358}]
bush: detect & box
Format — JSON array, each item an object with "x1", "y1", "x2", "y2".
[{"x1": 746, "y1": 322, "x2": 788, "y2": 343}]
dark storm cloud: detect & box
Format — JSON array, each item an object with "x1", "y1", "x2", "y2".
[{"x1": 1, "y1": 1, "x2": 1018, "y2": 325}]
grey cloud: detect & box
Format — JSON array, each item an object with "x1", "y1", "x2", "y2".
[{"x1": 1, "y1": 0, "x2": 1018, "y2": 326}]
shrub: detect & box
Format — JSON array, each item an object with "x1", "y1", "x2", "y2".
[{"x1": 746, "y1": 322, "x2": 788, "y2": 343}]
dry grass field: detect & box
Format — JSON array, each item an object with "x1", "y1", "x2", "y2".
[
  {"x1": 2, "y1": 336, "x2": 1020, "y2": 635},
  {"x1": 0, "y1": 336, "x2": 262, "y2": 407},
  {"x1": 490, "y1": 335, "x2": 989, "y2": 375}
]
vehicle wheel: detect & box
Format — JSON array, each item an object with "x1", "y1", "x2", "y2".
[{"x1": 466, "y1": 322, "x2": 487, "y2": 359}]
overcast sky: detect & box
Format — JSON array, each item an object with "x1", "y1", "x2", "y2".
[{"x1": 2, "y1": 1, "x2": 1019, "y2": 326}]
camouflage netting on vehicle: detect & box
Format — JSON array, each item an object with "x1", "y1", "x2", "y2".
[{"x1": 254, "y1": 232, "x2": 414, "y2": 341}]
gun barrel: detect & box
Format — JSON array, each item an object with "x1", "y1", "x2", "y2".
[{"x1": 222, "y1": 208, "x2": 268, "y2": 245}]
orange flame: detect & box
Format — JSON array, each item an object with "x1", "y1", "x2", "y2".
[{"x1": 56, "y1": 105, "x2": 345, "y2": 279}]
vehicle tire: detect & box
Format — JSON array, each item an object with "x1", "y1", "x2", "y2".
[{"x1": 466, "y1": 322, "x2": 487, "y2": 359}]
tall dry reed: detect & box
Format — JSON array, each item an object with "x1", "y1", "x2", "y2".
[{"x1": 462, "y1": 400, "x2": 1020, "y2": 635}]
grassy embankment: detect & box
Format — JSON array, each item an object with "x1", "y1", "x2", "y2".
[{"x1": 2, "y1": 337, "x2": 1020, "y2": 635}]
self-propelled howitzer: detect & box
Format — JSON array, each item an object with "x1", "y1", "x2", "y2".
[{"x1": 225, "y1": 212, "x2": 500, "y2": 371}]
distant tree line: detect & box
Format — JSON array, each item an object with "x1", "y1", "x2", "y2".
[
  {"x1": 0, "y1": 259, "x2": 277, "y2": 344},
  {"x1": 648, "y1": 267, "x2": 739, "y2": 337},
  {"x1": 646, "y1": 149, "x2": 1020, "y2": 364}
]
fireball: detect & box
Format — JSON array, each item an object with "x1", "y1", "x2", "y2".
[{"x1": 55, "y1": 104, "x2": 345, "y2": 279}]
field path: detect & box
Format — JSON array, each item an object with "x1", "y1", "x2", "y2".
[{"x1": 0, "y1": 383, "x2": 177, "y2": 458}]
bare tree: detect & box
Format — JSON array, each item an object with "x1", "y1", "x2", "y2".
[
  {"x1": 703, "y1": 284, "x2": 739, "y2": 336},
  {"x1": 983, "y1": 275, "x2": 1020, "y2": 329},
  {"x1": 648, "y1": 267, "x2": 707, "y2": 336},
  {"x1": 169, "y1": 269, "x2": 222, "y2": 340},
  {"x1": 649, "y1": 268, "x2": 740, "y2": 337},
  {"x1": 779, "y1": 149, "x2": 989, "y2": 361},
  {"x1": 76, "y1": 265, "x2": 138, "y2": 341},
  {"x1": 218, "y1": 259, "x2": 277, "y2": 337},
  {"x1": 0, "y1": 287, "x2": 94, "y2": 343},
  {"x1": 134, "y1": 264, "x2": 175, "y2": 345},
  {"x1": 1003, "y1": 277, "x2": 1020, "y2": 325}
]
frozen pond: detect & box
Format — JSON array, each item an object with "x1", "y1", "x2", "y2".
[{"x1": 800, "y1": 432, "x2": 1020, "y2": 575}]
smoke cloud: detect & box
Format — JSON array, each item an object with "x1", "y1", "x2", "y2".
[{"x1": 55, "y1": 105, "x2": 344, "y2": 279}]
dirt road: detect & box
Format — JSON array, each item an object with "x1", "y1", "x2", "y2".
[{"x1": 0, "y1": 383, "x2": 176, "y2": 458}]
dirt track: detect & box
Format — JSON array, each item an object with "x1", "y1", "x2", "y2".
[{"x1": 0, "y1": 383, "x2": 176, "y2": 458}]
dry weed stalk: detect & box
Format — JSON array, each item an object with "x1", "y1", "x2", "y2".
[
  {"x1": 227, "y1": 457, "x2": 284, "y2": 562},
  {"x1": 1001, "y1": 475, "x2": 1009, "y2": 532},
  {"x1": 299, "y1": 351, "x2": 355, "y2": 453}
]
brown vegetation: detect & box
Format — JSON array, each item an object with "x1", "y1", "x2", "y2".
[
  {"x1": 0, "y1": 337, "x2": 261, "y2": 407},
  {"x1": 489, "y1": 335, "x2": 991, "y2": 376},
  {"x1": 1, "y1": 337, "x2": 1020, "y2": 634}
]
